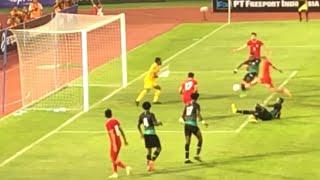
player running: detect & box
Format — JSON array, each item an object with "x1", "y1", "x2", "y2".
[
  {"x1": 137, "y1": 101, "x2": 163, "y2": 172},
  {"x1": 231, "y1": 97, "x2": 284, "y2": 121},
  {"x1": 233, "y1": 56, "x2": 261, "y2": 94},
  {"x1": 179, "y1": 72, "x2": 198, "y2": 105},
  {"x1": 180, "y1": 93, "x2": 208, "y2": 164},
  {"x1": 298, "y1": 0, "x2": 309, "y2": 22},
  {"x1": 104, "y1": 109, "x2": 131, "y2": 178},
  {"x1": 233, "y1": 32, "x2": 264, "y2": 59},
  {"x1": 260, "y1": 56, "x2": 292, "y2": 97},
  {"x1": 135, "y1": 57, "x2": 162, "y2": 106}
]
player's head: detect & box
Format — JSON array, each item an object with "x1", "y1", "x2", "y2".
[
  {"x1": 251, "y1": 32, "x2": 257, "y2": 40},
  {"x1": 191, "y1": 92, "x2": 200, "y2": 101},
  {"x1": 188, "y1": 72, "x2": 194, "y2": 78},
  {"x1": 105, "y1": 109, "x2": 112, "y2": 118},
  {"x1": 255, "y1": 103, "x2": 263, "y2": 112},
  {"x1": 276, "y1": 97, "x2": 284, "y2": 104},
  {"x1": 142, "y1": 101, "x2": 152, "y2": 111},
  {"x1": 155, "y1": 57, "x2": 162, "y2": 65}
]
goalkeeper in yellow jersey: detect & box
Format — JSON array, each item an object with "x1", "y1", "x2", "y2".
[{"x1": 135, "y1": 57, "x2": 162, "y2": 106}]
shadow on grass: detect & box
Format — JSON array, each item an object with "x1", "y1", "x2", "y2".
[{"x1": 124, "y1": 149, "x2": 319, "y2": 180}]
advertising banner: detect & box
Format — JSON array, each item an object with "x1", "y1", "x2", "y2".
[{"x1": 213, "y1": 0, "x2": 320, "y2": 12}]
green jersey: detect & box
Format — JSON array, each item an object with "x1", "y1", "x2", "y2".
[
  {"x1": 246, "y1": 58, "x2": 261, "y2": 74},
  {"x1": 138, "y1": 111, "x2": 158, "y2": 135},
  {"x1": 183, "y1": 102, "x2": 201, "y2": 127}
]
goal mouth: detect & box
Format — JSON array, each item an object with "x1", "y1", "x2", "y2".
[{"x1": 10, "y1": 13, "x2": 128, "y2": 113}]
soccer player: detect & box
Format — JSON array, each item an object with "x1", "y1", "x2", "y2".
[
  {"x1": 231, "y1": 97, "x2": 284, "y2": 121},
  {"x1": 260, "y1": 56, "x2": 292, "y2": 97},
  {"x1": 180, "y1": 93, "x2": 208, "y2": 164},
  {"x1": 137, "y1": 101, "x2": 162, "y2": 172},
  {"x1": 135, "y1": 57, "x2": 162, "y2": 106},
  {"x1": 104, "y1": 109, "x2": 131, "y2": 178},
  {"x1": 298, "y1": 0, "x2": 309, "y2": 22},
  {"x1": 91, "y1": 0, "x2": 104, "y2": 16},
  {"x1": 234, "y1": 56, "x2": 260, "y2": 93},
  {"x1": 179, "y1": 72, "x2": 198, "y2": 105},
  {"x1": 233, "y1": 32, "x2": 264, "y2": 59}
]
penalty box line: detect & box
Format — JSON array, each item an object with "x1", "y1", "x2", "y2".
[
  {"x1": 0, "y1": 23, "x2": 229, "y2": 168},
  {"x1": 235, "y1": 70, "x2": 298, "y2": 133}
]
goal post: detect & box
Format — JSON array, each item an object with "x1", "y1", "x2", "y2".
[{"x1": 11, "y1": 13, "x2": 128, "y2": 112}]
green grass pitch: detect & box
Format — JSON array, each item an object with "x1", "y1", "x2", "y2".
[{"x1": 0, "y1": 21, "x2": 320, "y2": 179}]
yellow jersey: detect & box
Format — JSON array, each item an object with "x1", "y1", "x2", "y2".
[{"x1": 144, "y1": 63, "x2": 160, "y2": 81}]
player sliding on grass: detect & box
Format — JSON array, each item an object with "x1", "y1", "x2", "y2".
[
  {"x1": 233, "y1": 32, "x2": 264, "y2": 59},
  {"x1": 135, "y1": 57, "x2": 162, "y2": 106},
  {"x1": 180, "y1": 93, "x2": 208, "y2": 164},
  {"x1": 104, "y1": 109, "x2": 131, "y2": 178},
  {"x1": 231, "y1": 97, "x2": 284, "y2": 121},
  {"x1": 137, "y1": 101, "x2": 163, "y2": 172},
  {"x1": 179, "y1": 72, "x2": 198, "y2": 105},
  {"x1": 260, "y1": 56, "x2": 292, "y2": 97},
  {"x1": 233, "y1": 56, "x2": 260, "y2": 96}
]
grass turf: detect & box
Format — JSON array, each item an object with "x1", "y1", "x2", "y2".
[{"x1": 0, "y1": 21, "x2": 320, "y2": 179}]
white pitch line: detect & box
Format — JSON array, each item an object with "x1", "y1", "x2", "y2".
[
  {"x1": 0, "y1": 23, "x2": 229, "y2": 168},
  {"x1": 235, "y1": 70, "x2": 298, "y2": 133},
  {"x1": 57, "y1": 129, "x2": 235, "y2": 134}
]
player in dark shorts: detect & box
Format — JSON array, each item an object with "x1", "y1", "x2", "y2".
[
  {"x1": 298, "y1": 0, "x2": 309, "y2": 22},
  {"x1": 231, "y1": 97, "x2": 284, "y2": 121},
  {"x1": 234, "y1": 56, "x2": 261, "y2": 96},
  {"x1": 180, "y1": 93, "x2": 208, "y2": 164},
  {"x1": 137, "y1": 101, "x2": 162, "y2": 172}
]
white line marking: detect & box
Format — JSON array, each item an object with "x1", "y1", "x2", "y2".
[
  {"x1": 57, "y1": 129, "x2": 235, "y2": 134},
  {"x1": 235, "y1": 71, "x2": 298, "y2": 133},
  {"x1": 0, "y1": 23, "x2": 229, "y2": 168}
]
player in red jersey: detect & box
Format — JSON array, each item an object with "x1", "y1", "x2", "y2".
[
  {"x1": 104, "y1": 109, "x2": 131, "y2": 179},
  {"x1": 179, "y1": 72, "x2": 198, "y2": 105},
  {"x1": 233, "y1": 32, "x2": 264, "y2": 58},
  {"x1": 260, "y1": 56, "x2": 292, "y2": 97}
]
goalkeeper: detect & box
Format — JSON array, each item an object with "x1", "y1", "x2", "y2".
[
  {"x1": 135, "y1": 57, "x2": 162, "y2": 106},
  {"x1": 231, "y1": 98, "x2": 284, "y2": 121}
]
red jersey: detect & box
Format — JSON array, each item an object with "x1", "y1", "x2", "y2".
[
  {"x1": 261, "y1": 59, "x2": 272, "y2": 78},
  {"x1": 181, "y1": 78, "x2": 197, "y2": 95},
  {"x1": 105, "y1": 118, "x2": 121, "y2": 146},
  {"x1": 247, "y1": 39, "x2": 263, "y2": 58},
  {"x1": 92, "y1": 5, "x2": 98, "y2": 15}
]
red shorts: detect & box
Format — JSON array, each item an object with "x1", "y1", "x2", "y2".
[
  {"x1": 110, "y1": 141, "x2": 121, "y2": 162},
  {"x1": 260, "y1": 77, "x2": 274, "y2": 87},
  {"x1": 182, "y1": 93, "x2": 192, "y2": 104}
]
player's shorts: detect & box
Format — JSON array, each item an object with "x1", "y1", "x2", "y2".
[
  {"x1": 298, "y1": 3, "x2": 308, "y2": 12},
  {"x1": 144, "y1": 134, "x2": 161, "y2": 148},
  {"x1": 110, "y1": 143, "x2": 121, "y2": 161},
  {"x1": 144, "y1": 78, "x2": 158, "y2": 89},
  {"x1": 260, "y1": 76, "x2": 274, "y2": 87},
  {"x1": 182, "y1": 93, "x2": 192, "y2": 104},
  {"x1": 184, "y1": 124, "x2": 200, "y2": 137},
  {"x1": 243, "y1": 72, "x2": 258, "y2": 83}
]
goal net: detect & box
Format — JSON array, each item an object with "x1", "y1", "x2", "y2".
[{"x1": 11, "y1": 13, "x2": 127, "y2": 112}]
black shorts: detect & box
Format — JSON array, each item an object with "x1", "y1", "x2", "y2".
[
  {"x1": 243, "y1": 72, "x2": 258, "y2": 83},
  {"x1": 184, "y1": 124, "x2": 200, "y2": 137},
  {"x1": 144, "y1": 135, "x2": 161, "y2": 148}
]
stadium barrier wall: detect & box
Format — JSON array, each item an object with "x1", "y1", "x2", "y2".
[
  {"x1": 0, "y1": 5, "x2": 78, "y2": 116},
  {"x1": 213, "y1": 0, "x2": 320, "y2": 12},
  {"x1": 77, "y1": 0, "x2": 165, "y2": 4},
  {"x1": 0, "y1": 0, "x2": 55, "y2": 8}
]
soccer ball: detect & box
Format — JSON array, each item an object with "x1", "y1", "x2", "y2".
[{"x1": 232, "y1": 83, "x2": 241, "y2": 92}]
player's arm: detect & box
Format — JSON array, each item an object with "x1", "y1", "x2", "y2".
[
  {"x1": 137, "y1": 116, "x2": 144, "y2": 138},
  {"x1": 233, "y1": 43, "x2": 247, "y2": 52},
  {"x1": 271, "y1": 64, "x2": 283, "y2": 73},
  {"x1": 179, "y1": 107, "x2": 187, "y2": 124},
  {"x1": 197, "y1": 104, "x2": 208, "y2": 127},
  {"x1": 179, "y1": 84, "x2": 183, "y2": 94},
  {"x1": 119, "y1": 126, "x2": 128, "y2": 145},
  {"x1": 234, "y1": 60, "x2": 249, "y2": 74}
]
